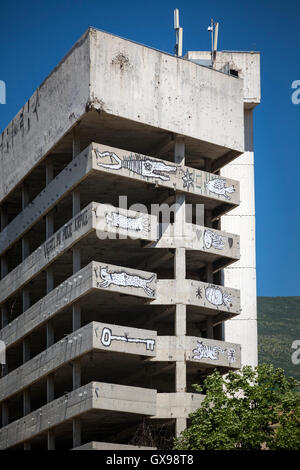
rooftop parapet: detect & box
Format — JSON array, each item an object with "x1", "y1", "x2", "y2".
[
  {"x1": 185, "y1": 50, "x2": 261, "y2": 109},
  {"x1": 0, "y1": 28, "x2": 245, "y2": 204}
]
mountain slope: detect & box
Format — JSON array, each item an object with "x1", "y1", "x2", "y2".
[{"x1": 257, "y1": 296, "x2": 300, "y2": 381}]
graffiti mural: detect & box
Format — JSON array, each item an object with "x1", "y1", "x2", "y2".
[
  {"x1": 205, "y1": 178, "x2": 235, "y2": 200},
  {"x1": 192, "y1": 340, "x2": 236, "y2": 363},
  {"x1": 43, "y1": 209, "x2": 88, "y2": 258},
  {"x1": 106, "y1": 211, "x2": 149, "y2": 233},
  {"x1": 97, "y1": 266, "x2": 155, "y2": 296},
  {"x1": 203, "y1": 229, "x2": 225, "y2": 250},
  {"x1": 100, "y1": 327, "x2": 155, "y2": 351},
  {"x1": 181, "y1": 168, "x2": 194, "y2": 191},
  {"x1": 95, "y1": 150, "x2": 177, "y2": 181},
  {"x1": 205, "y1": 286, "x2": 232, "y2": 308}
]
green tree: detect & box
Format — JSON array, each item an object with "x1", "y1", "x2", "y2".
[{"x1": 174, "y1": 364, "x2": 300, "y2": 450}]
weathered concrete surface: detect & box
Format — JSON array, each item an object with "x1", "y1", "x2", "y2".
[
  {"x1": 0, "y1": 144, "x2": 92, "y2": 255},
  {"x1": 0, "y1": 261, "x2": 156, "y2": 349},
  {"x1": 154, "y1": 280, "x2": 241, "y2": 316},
  {"x1": 153, "y1": 222, "x2": 240, "y2": 260},
  {"x1": 0, "y1": 322, "x2": 156, "y2": 402},
  {"x1": 221, "y1": 110, "x2": 258, "y2": 367},
  {"x1": 0, "y1": 205, "x2": 239, "y2": 306},
  {"x1": 0, "y1": 142, "x2": 240, "y2": 256},
  {"x1": 152, "y1": 336, "x2": 241, "y2": 369},
  {"x1": 0, "y1": 28, "x2": 244, "y2": 204},
  {"x1": 185, "y1": 51, "x2": 260, "y2": 108},
  {"x1": 152, "y1": 393, "x2": 205, "y2": 419},
  {"x1": 92, "y1": 143, "x2": 240, "y2": 207},
  {"x1": 0, "y1": 202, "x2": 157, "y2": 304},
  {"x1": 0, "y1": 382, "x2": 157, "y2": 449},
  {"x1": 74, "y1": 442, "x2": 156, "y2": 450},
  {"x1": 0, "y1": 29, "x2": 90, "y2": 204}
]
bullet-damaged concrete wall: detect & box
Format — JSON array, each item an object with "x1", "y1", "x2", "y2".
[
  {"x1": 89, "y1": 29, "x2": 244, "y2": 153},
  {"x1": 185, "y1": 51, "x2": 260, "y2": 107},
  {"x1": 0, "y1": 30, "x2": 91, "y2": 202},
  {"x1": 0, "y1": 28, "x2": 245, "y2": 203}
]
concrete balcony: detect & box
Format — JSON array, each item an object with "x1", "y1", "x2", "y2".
[
  {"x1": 152, "y1": 222, "x2": 240, "y2": 272},
  {"x1": 152, "y1": 393, "x2": 205, "y2": 420},
  {"x1": 0, "y1": 263, "x2": 239, "y2": 357},
  {"x1": 0, "y1": 323, "x2": 240, "y2": 404},
  {"x1": 0, "y1": 382, "x2": 157, "y2": 450},
  {"x1": 74, "y1": 442, "x2": 156, "y2": 450},
  {"x1": 0, "y1": 261, "x2": 156, "y2": 351},
  {"x1": 0, "y1": 204, "x2": 239, "y2": 306},
  {"x1": 0, "y1": 28, "x2": 245, "y2": 204},
  {"x1": 0, "y1": 322, "x2": 157, "y2": 403},
  {"x1": 155, "y1": 280, "x2": 241, "y2": 317},
  {"x1": 0, "y1": 202, "x2": 157, "y2": 305},
  {"x1": 153, "y1": 336, "x2": 241, "y2": 370},
  {"x1": 0, "y1": 143, "x2": 240, "y2": 257}
]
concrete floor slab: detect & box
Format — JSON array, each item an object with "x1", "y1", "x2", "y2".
[{"x1": 0, "y1": 381, "x2": 157, "y2": 449}]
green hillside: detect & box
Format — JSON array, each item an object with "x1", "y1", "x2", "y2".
[{"x1": 257, "y1": 296, "x2": 300, "y2": 381}]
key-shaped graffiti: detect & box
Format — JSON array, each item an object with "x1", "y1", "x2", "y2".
[
  {"x1": 99, "y1": 327, "x2": 155, "y2": 351},
  {"x1": 95, "y1": 150, "x2": 177, "y2": 181}
]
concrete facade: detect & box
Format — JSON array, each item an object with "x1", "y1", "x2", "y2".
[
  {"x1": 186, "y1": 50, "x2": 260, "y2": 367},
  {"x1": 0, "y1": 29, "x2": 260, "y2": 449}
]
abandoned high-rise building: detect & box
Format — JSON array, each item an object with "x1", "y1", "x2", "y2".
[{"x1": 0, "y1": 28, "x2": 260, "y2": 450}]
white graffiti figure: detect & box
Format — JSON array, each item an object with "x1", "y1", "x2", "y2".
[
  {"x1": 182, "y1": 168, "x2": 194, "y2": 191},
  {"x1": 95, "y1": 150, "x2": 177, "y2": 181},
  {"x1": 205, "y1": 286, "x2": 232, "y2": 308},
  {"x1": 192, "y1": 341, "x2": 223, "y2": 361},
  {"x1": 100, "y1": 327, "x2": 155, "y2": 351},
  {"x1": 205, "y1": 178, "x2": 235, "y2": 200},
  {"x1": 106, "y1": 212, "x2": 149, "y2": 233},
  {"x1": 227, "y1": 348, "x2": 236, "y2": 363},
  {"x1": 97, "y1": 266, "x2": 155, "y2": 296},
  {"x1": 192, "y1": 341, "x2": 236, "y2": 364},
  {"x1": 203, "y1": 229, "x2": 225, "y2": 250}
]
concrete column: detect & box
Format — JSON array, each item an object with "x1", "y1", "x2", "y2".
[
  {"x1": 206, "y1": 263, "x2": 214, "y2": 338},
  {"x1": 206, "y1": 318, "x2": 214, "y2": 339},
  {"x1": 1, "y1": 206, "x2": 8, "y2": 349},
  {"x1": 0, "y1": 206, "x2": 9, "y2": 426},
  {"x1": 204, "y1": 159, "x2": 213, "y2": 228},
  {"x1": 72, "y1": 129, "x2": 82, "y2": 448},
  {"x1": 174, "y1": 137, "x2": 187, "y2": 437},
  {"x1": 46, "y1": 158, "x2": 55, "y2": 450},
  {"x1": 21, "y1": 185, "x2": 31, "y2": 444}
]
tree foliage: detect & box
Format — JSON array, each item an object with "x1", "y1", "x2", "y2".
[{"x1": 174, "y1": 364, "x2": 300, "y2": 450}]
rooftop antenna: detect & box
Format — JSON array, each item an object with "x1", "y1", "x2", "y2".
[
  {"x1": 174, "y1": 9, "x2": 183, "y2": 57},
  {"x1": 207, "y1": 19, "x2": 219, "y2": 65}
]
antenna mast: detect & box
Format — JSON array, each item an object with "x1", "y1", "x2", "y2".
[
  {"x1": 174, "y1": 9, "x2": 183, "y2": 57},
  {"x1": 207, "y1": 19, "x2": 219, "y2": 65}
]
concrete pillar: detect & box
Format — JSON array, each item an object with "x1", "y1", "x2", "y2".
[
  {"x1": 46, "y1": 158, "x2": 55, "y2": 450},
  {"x1": 72, "y1": 129, "x2": 82, "y2": 448},
  {"x1": 221, "y1": 109, "x2": 258, "y2": 366},
  {"x1": 206, "y1": 318, "x2": 214, "y2": 339},
  {"x1": 0, "y1": 206, "x2": 9, "y2": 426},
  {"x1": 0, "y1": 210, "x2": 8, "y2": 428},
  {"x1": 0, "y1": 205, "x2": 8, "y2": 378},
  {"x1": 21, "y1": 185, "x2": 31, "y2": 445},
  {"x1": 174, "y1": 136, "x2": 187, "y2": 437},
  {"x1": 204, "y1": 159, "x2": 213, "y2": 228}
]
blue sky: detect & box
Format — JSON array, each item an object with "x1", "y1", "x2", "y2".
[{"x1": 0, "y1": 0, "x2": 299, "y2": 296}]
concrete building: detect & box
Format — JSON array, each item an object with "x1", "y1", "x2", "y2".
[{"x1": 0, "y1": 28, "x2": 260, "y2": 450}]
